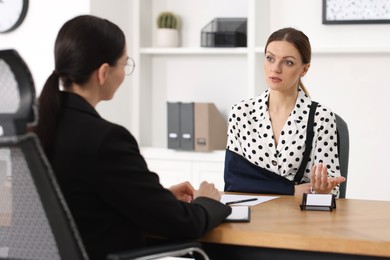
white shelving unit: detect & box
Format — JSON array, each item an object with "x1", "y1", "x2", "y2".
[
  {"x1": 131, "y1": 0, "x2": 271, "y2": 146},
  {"x1": 131, "y1": 0, "x2": 271, "y2": 188}
]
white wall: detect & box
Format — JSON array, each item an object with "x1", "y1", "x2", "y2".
[
  {"x1": 307, "y1": 53, "x2": 390, "y2": 201},
  {"x1": 269, "y1": 0, "x2": 390, "y2": 49},
  {"x1": 0, "y1": 0, "x2": 90, "y2": 93},
  {"x1": 0, "y1": 0, "x2": 133, "y2": 133},
  {"x1": 91, "y1": 0, "x2": 134, "y2": 131}
]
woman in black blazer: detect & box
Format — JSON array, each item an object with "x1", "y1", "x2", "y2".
[{"x1": 32, "y1": 15, "x2": 231, "y2": 260}]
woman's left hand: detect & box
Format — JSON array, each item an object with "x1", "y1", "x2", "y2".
[
  {"x1": 169, "y1": 181, "x2": 195, "y2": 202},
  {"x1": 310, "y1": 163, "x2": 346, "y2": 194}
]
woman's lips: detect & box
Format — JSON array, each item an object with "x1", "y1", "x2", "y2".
[{"x1": 269, "y1": 76, "x2": 282, "y2": 83}]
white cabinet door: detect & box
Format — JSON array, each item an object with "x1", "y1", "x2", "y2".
[
  {"x1": 142, "y1": 147, "x2": 225, "y2": 190},
  {"x1": 192, "y1": 161, "x2": 225, "y2": 191},
  {"x1": 146, "y1": 159, "x2": 192, "y2": 188}
]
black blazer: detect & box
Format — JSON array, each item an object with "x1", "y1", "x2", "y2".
[{"x1": 50, "y1": 92, "x2": 231, "y2": 260}]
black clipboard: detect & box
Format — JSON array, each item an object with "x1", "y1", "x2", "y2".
[{"x1": 225, "y1": 206, "x2": 251, "y2": 222}]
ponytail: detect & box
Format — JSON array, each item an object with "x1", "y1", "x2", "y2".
[
  {"x1": 299, "y1": 79, "x2": 310, "y2": 97},
  {"x1": 32, "y1": 71, "x2": 61, "y2": 155}
]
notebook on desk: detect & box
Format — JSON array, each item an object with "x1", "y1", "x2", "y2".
[{"x1": 225, "y1": 206, "x2": 250, "y2": 222}]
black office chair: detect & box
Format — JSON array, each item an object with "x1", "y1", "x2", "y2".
[
  {"x1": 107, "y1": 242, "x2": 210, "y2": 260},
  {"x1": 0, "y1": 49, "x2": 209, "y2": 260},
  {"x1": 335, "y1": 113, "x2": 349, "y2": 198},
  {"x1": 0, "y1": 49, "x2": 89, "y2": 260}
]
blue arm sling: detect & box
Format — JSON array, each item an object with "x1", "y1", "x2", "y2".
[{"x1": 224, "y1": 102, "x2": 318, "y2": 195}]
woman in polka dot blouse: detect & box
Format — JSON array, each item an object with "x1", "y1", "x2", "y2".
[{"x1": 224, "y1": 27, "x2": 346, "y2": 197}]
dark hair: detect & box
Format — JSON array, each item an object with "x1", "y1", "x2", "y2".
[
  {"x1": 32, "y1": 15, "x2": 126, "y2": 154},
  {"x1": 264, "y1": 27, "x2": 311, "y2": 95}
]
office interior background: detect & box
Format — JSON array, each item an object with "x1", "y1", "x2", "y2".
[{"x1": 1, "y1": 0, "x2": 389, "y2": 201}]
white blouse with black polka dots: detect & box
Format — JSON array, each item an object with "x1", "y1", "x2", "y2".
[{"x1": 226, "y1": 88, "x2": 341, "y2": 195}]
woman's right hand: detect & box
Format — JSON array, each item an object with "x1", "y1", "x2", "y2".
[{"x1": 194, "y1": 181, "x2": 221, "y2": 201}]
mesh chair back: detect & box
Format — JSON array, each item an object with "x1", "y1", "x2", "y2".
[
  {"x1": 0, "y1": 141, "x2": 61, "y2": 259},
  {"x1": 0, "y1": 49, "x2": 88, "y2": 260}
]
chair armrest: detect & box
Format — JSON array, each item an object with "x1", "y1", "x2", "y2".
[{"x1": 106, "y1": 242, "x2": 209, "y2": 260}]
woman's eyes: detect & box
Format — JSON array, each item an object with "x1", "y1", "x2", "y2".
[
  {"x1": 266, "y1": 55, "x2": 274, "y2": 62},
  {"x1": 266, "y1": 56, "x2": 294, "y2": 66}
]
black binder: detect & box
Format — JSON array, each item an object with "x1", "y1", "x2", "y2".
[
  {"x1": 179, "y1": 102, "x2": 194, "y2": 150},
  {"x1": 167, "y1": 102, "x2": 194, "y2": 150},
  {"x1": 167, "y1": 102, "x2": 181, "y2": 149}
]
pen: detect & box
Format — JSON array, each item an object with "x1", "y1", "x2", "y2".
[{"x1": 225, "y1": 198, "x2": 258, "y2": 205}]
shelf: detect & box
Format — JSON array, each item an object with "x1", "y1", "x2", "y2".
[
  {"x1": 255, "y1": 46, "x2": 390, "y2": 54},
  {"x1": 140, "y1": 47, "x2": 248, "y2": 55},
  {"x1": 312, "y1": 47, "x2": 390, "y2": 54},
  {"x1": 140, "y1": 147, "x2": 225, "y2": 162}
]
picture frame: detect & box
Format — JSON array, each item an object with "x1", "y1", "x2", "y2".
[{"x1": 322, "y1": 0, "x2": 390, "y2": 24}]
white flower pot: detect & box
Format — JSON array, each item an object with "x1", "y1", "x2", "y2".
[{"x1": 155, "y1": 28, "x2": 179, "y2": 47}]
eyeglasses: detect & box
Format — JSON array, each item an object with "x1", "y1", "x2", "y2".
[{"x1": 124, "y1": 57, "x2": 136, "y2": 76}]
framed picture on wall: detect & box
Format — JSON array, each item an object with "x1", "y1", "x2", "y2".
[{"x1": 323, "y1": 0, "x2": 390, "y2": 24}]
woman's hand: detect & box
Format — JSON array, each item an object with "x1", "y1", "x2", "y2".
[
  {"x1": 194, "y1": 181, "x2": 221, "y2": 201},
  {"x1": 169, "y1": 181, "x2": 195, "y2": 202},
  {"x1": 294, "y1": 182, "x2": 311, "y2": 197},
  {"x1": 310, "y1": 163, "x2": 346, "y2": 194}
]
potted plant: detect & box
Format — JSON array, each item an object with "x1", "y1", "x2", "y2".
[{"x1": 155, "y1": 11, "x2": 180, "y2": 47}]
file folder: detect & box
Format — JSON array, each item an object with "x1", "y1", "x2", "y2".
[
  {"x1": 179, "y1": 102, "x2": 195, "y2": 150},
  {"x1": 194, "y1": 102, "x2": 227, "y2": 152},
  {"x1": 167, "y1": 102, "x2": 181, "y2": 149},
  {"x1": 167, "y1": 102, "x2": 227, "y2": 151}
]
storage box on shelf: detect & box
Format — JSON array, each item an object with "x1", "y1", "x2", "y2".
[{"x1": 201, "y1": 18, "x2": 248, "y2": 47}]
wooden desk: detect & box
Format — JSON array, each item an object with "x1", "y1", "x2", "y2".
[{"x1": 200, "y1": 195, "x2": 390, "y2": 260}]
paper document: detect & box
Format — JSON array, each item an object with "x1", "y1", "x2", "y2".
[{"x1": 221, "y1": 194, "x2": 279, "y2": 206}]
